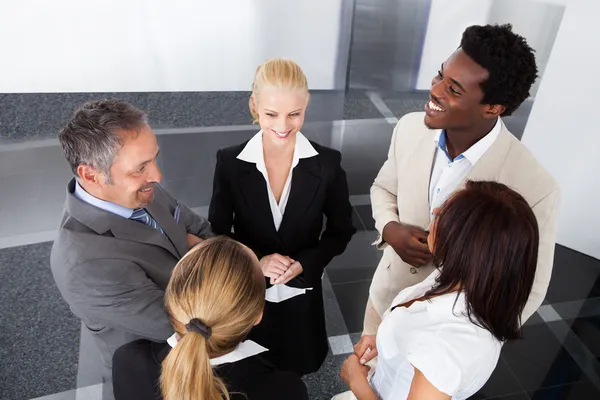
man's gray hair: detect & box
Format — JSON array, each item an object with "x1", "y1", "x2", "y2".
[{"x1": 58, "y1": 99, "x2": 148, "y2": 182}]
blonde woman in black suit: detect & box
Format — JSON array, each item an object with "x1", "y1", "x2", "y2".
[
  {"x1": 209, "y1": 58, "x2": 356, "y2": 375},
  {"x1": 112, "y1": 236, "x2": 309, "y2": 400}
]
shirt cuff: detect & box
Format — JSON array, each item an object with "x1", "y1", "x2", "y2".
[{"x1": 373, "y1": 213, "x2": 400, "y2": 250}]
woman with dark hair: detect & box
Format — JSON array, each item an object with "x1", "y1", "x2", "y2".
[{"x1": 336, "y1": 180, "x2": 539, "y2": 400}]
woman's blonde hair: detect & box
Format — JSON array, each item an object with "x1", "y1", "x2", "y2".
[
  {"x1": 249, "y1": 57, "x2": 309, "y2": 123},
  {"x1": 160, "y1": 236, "x2": 266, "y2": 400}
]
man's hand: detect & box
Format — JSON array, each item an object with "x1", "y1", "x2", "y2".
[
  {"x1": 382, "y1": 221, "x2": 431, "y2": 267},
  {"x1": 354, "y1": 334, "x2": 378, "y2": 365},
  {"x1": 260, "y1": 254, "x2": 293, "y2": 282},
  {"x1": 273, "y1": 261, "x2": 303, "y2": 285},
  {"x1": 186, "y1": 233, "x2": 203, "y2": 250}
]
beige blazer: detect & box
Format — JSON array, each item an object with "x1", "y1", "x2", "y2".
[{"x1": 364, "y1": 112, "x2": 560, "y2": 334}]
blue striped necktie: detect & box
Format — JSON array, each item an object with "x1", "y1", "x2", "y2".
[{"x1": 130, "y1": 208, "x2": 164, "y2": 234}]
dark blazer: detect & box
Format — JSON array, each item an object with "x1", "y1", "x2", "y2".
[
  {"x1": 208, "y1": 140, "x2": 356, "y2": 375},
  {"x1": 50, "y1": 179, "x2": 213, "y2": 370},
  {"x1": 112, "y1": 340, "x2": 309, "y2": 400}
]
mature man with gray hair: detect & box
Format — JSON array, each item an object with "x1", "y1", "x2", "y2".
[{"x1": 51, "y1": 99, "x2": 213, "y2": 398}]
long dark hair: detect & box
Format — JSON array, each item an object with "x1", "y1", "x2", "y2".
[{"x1": 427, "y1": 181, "x2": 539, "y2": 341}]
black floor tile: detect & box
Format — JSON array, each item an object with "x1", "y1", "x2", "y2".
[
  {"x1": 528, "y1": 380, "x2": 600, "y2": 400},
  {"x1": 345, "y1": 168, "x2": 379, "y2": 196},
  {"x1": 327, "y1": 265, "x2": 377, "y2": 286},
  {"x1": 502, "y1": 323, "x2": 587, "y2": 392},
  {"x1": 332, "y1": 280, "x2": 372, "y2": 334},
  {"x1": 352, "y1": 207, "x2": 366, "y2": 231},
  {"x1": 544, "y1": 245, "x2": 600, "y2": 305},
  {"x1": 327, "y1": 232, "x2": 381, "y2": 284},
  {"x1": 478, "y1": 392, "x2": 530, "y2": 400},
  {"x1": 567, "y1": 316, "x2": 600, "y2": 358},
  {"x1": 524, "y1": 311, "x2": 546, "y2": 327},
  {"x1": 323, "y1": 273, "x2": 350, "y2": 337},
  {"x1": 384, "y1": 98, "x2": 427, "y2": 120},
  {"x1": 343, "y1": 90, "x2": 385, "y2": 120},
  {"x1": 158, "y1": 128, "x2": 256, "y2": 181},
  {"x1": 338, "y1": 119, "x2": 393, "y2": 172},
  {"x1": 354, "y1": 204, "x2": 375, "y2": 231},
  {"x1": 553, "y1": 298, "x2": 600, "y2": 321},
  {"x1": 162, "y1": 177, "x2": 207, "y2": 209},
  {"x1": 380, "y1": 90, "x2": 429, "y2": 120},
  {"x1": 0, "y1": 242, "x2": 80, "y2": 400},
  {"x1": 470, "y1": 357, "x2": 525, "y2": 399},
  {"x1": 0, "y1": 90, "x2": 357, "y2": 143},
  {"x1": 303, "y1": 351, "x2": 348, "y2": 399},
  {"x1": 145, "y1": 91, "x2": 254, "y2": 129},
  {"x1": 307, "y1": 90, "x2": 346, "y2": 123}
]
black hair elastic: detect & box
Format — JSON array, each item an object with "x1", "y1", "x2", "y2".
[{"x1": 185, "y1": 318, "x2": 212, "y2": 339}]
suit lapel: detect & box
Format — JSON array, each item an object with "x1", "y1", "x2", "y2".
[
  {"x1": 402, "y1": 130, "x2": 438, "y2": 228},
  {"x1": 64, "y1": 179, "x2": 182, "y2": 259},
  {"x1": 109, "y1": 219, "x2": 181, "y2": 259},
  {"x1": 237, "y1": 160, "x2": 279, "y2": 238},
  {"x1": 278, "y1": 157, "x2": 321, "y2": 235},
  {"x1": 146, "y1": 199, "x2": 188, "y2": 258},
  {"x1": 459, "y1": 122, "x2": 513, "y2": 190}
]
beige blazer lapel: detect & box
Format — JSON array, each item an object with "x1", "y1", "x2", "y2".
[
  {"x1": 459, "y1": 120, "x2": 513, "y2": 189},
  {"x1": 399, "y1": 129, "x2": 438, "y2": 229}
]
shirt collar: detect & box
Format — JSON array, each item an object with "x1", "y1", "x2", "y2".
[
  {"x1": 167, "y1": 333, "x2": 268, "y2": 366},
  {"x1": 237, "y1": 130, "x2": 319, "y2": 168},
  {"x1": 386, "y1": 269, "x2": 467, "y2": 317},
  {"x1": 74, "y1": 180, "x2": 134, "y2": 219},
  {"x1": 433, "y1": 117, "x2": 502, "y2": 165}
]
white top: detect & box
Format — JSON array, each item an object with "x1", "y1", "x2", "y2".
[
  {"x1": 370, "y1": 270, "x2": 502, "y2": 400},
  {"x1": 167, "y1": 333, "x2": 268, "y2": 367},
  {"x1": 237, "y1": 130, "x2": 319, "y2": 231},
  {"x1": 237, "y1": 130, "x2": 319, "y2": 303},
  {"x1": 428, "y1": 118, "x2": 501, "y2": 219}
]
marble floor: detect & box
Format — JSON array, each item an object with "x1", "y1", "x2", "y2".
[{"x1": 0, "y1": 91, "x2": 598, "y2": 400}]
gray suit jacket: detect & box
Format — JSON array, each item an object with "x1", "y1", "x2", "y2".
[{"x1": 51, "y1": 178, "x2": 213, "y2": 368}]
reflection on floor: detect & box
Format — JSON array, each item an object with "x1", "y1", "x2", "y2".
[{"x1": 0, "y1": 91, "x2": 598, "y2": 399}]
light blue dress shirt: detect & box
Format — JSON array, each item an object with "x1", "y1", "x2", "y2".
[{"x1": 74, "y1": 180, "x2": 135, "y2": 219}]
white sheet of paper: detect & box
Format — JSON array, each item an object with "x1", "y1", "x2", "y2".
[{"x1": 265, "y1": 284, "x2": 313, "y2": 303}]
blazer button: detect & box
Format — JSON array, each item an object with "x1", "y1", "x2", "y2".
[{"x1": 410, "y1": 267, "x2": 418, "y2": 274}]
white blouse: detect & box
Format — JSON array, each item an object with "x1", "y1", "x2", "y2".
[
  {"x1": 237, "y1": 130, "x2": 319, "y2": 303},
  {"x1": 237, "y1": 130, "x2": 318, "y2": 231},
  {"x1": 370, "y1": 270, "x2": 503, "y2": 399},
  {"x1": 167, "y1": 333, "x2": 268, "y2": 367}
]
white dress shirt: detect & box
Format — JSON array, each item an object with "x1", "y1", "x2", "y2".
[
  {"x1": 369, "y1": 270, "x2": 502, "y2": 399},
  {"x1": 237, "y1": 130, "x2": 319, "y2": 303},
  {"x1": 428, "y1": 118, "x2": 501, "y2": 219},
  {"x1": 167, "y1": 333, "x2": 268, "y2": 366}
]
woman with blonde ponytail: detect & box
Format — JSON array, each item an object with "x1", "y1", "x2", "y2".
[
  {"x1": 209, "y1": 57, "x2": 355, "y2": 376},
  {"x1": 112, "y1": 236, "x2": 309, "y2": 400}
]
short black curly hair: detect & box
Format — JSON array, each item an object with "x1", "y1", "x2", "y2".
[{"x1": 460, "y1": 24, "x2": 538, "y2": 116}]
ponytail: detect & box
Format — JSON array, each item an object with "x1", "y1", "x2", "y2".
[
  {"x1": 160, "y1": 331, "x2": 229, "y2": 400},
  {"x1": 162, "y1": 237, "x2": 266, "y2": 400}
]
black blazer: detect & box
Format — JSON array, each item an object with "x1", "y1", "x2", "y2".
[
  {"x1": 208, "y1": 139, "x2": 356, "y2": 375},
  {"x1": 112, "y1": 340, "x2": 309, "y2": 400},
  {"x1": 209, "y1": 140, "x2": 356, "y2": 288}
]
